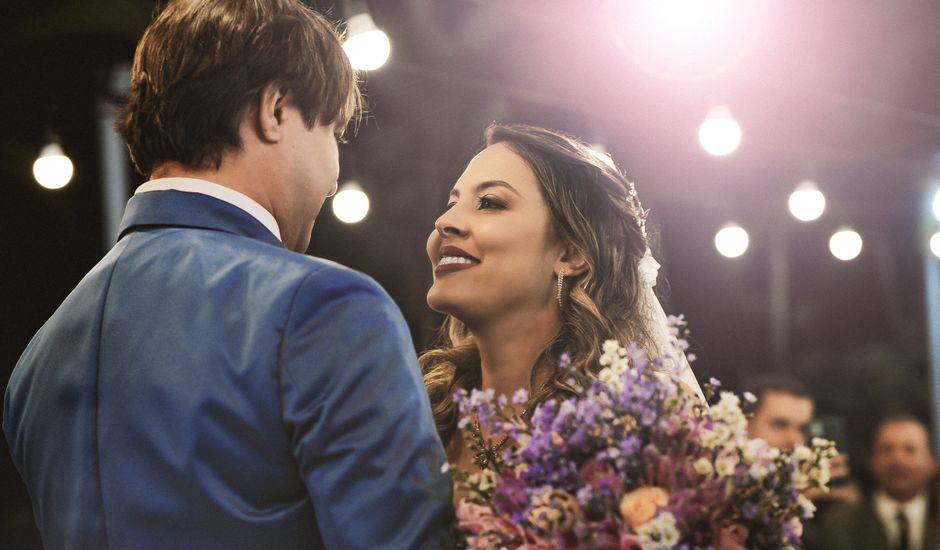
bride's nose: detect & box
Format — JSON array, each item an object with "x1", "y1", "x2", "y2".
[{"x1": 434, "y1": 207, "x2": 467, "y2": 237}]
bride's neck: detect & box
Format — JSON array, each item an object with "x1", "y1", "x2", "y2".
[{"x1": 468, "y1": 307, "x2": 561, "y2": 399}]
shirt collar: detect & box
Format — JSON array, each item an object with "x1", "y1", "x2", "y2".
[
  {"x1": 136, "y1": 177, "x2": 281, "y2": 241},
  {"x1": 873, "y1": 489, "x2": 928, "y2": 547}
]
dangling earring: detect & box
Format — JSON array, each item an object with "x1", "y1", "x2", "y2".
[{"x1": 556, "y1": 268, "x2": 566, "y2": 307}]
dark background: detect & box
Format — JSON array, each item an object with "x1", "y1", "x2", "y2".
[{"x1": 3, "y1": 1, "x2": 940, "y2": 545}]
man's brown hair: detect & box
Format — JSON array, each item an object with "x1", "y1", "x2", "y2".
[{"x1": 117, "y1": 0, "x2": 361, "y2": 175}]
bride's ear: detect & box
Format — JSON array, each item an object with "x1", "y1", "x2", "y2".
[{"x1": 556, "y1": 244, "x2": 588, "y2": 277}]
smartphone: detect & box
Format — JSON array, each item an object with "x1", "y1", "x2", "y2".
[
  {"x1": 805, "y1": 415, "x2": 851, "y2": 487},
  {"x1": 805, "y1": 415, "x2": 848, "y2": 450}
]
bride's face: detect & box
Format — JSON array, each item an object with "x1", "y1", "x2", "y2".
[{"x1": 426, "y1": 143, "x2": 562, "y2": 325}]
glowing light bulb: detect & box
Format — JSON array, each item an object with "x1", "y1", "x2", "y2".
[
  {"x1": 788, "y1": 180, "x2": 826, "y2": 222},
  {"x1": 332, "y1": 182, "x2": 370, "y2": 224},
  {"x1": 32, "y1": 142, "x2": 74, "y2": 190},
  {"x1": 698, "y1": 106, "x2": 742, "y2": 156},
  {"x1": 829, "y1": 228, "x2": 862, "y2": 261},
  {"x1": 715, "y1": 223, "x2": 749, "y2": 258},
  {"x1": 343, "y1": 13, "x2": 390, "y2": 71}
]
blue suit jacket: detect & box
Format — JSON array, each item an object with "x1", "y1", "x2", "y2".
[{"x1": 4, "y1": 190, "x2": 453, "y2": 549}]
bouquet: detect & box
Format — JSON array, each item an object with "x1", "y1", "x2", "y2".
[{"x1": 451, "y1": 324, "x2": 835, "y2": 549}]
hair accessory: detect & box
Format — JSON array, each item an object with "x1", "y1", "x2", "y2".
[
  {"x1": 556, "y1": 268, "x2": 566, "y2": 307},
  {"x1": 626, "y1": 180, "x2": 650, "y2": 239}
]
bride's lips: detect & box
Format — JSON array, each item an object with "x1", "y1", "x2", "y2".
[{"x1": 435, "y1": 245, "x2": 480, "y2": 275}]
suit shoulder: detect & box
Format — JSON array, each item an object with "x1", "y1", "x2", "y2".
[{"x1": 236, "y1": 240, "x2": 386, "y2": 295}]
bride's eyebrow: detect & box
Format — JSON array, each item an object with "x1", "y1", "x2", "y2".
[{"x1": 448, "y1": 180, "x2": 522, "y2": 199}]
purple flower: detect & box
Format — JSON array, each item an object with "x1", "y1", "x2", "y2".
[{"x1": 491, "y1": 471, "x2": 528, "y2": 516}]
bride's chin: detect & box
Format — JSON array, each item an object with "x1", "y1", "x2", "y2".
[{"x1": 427, "y1": 293, "x2": 473, "y2": 322}]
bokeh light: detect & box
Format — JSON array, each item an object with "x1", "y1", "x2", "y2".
[
  {"x1": 343, "y1": 13, "x2": 390, "y2": 71},
  {"x1": 715, "y1": 223, "x2": 749, "y2": 258},
  {"x1": 788, "y1": 180, "x2": 826, "y2": 222},
  {"x1": 698, "y1": 107, "x2": 742, "y2": 156},
  {"x1": 32, "y1": 142, "x2": 74, "y2": 190},
  {"x1": 930, "y1": 231, "x2": 940, "y2": 259},
  {"x1": 332, "y1": 182, "x2": 370, "y2": 224},
  {"x1": 829, "y1": 228, "x2": 863, "y2": 261}
]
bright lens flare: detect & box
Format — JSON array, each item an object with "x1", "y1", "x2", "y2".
[
  {"x1": 932, "y1": 188, "x2": 940, "y2": 221},
  {"x1": 931, "y1": 232, "x2": 940, "y2": 259},
  {"x1": 32, "y1": 143, "x2": 74, "y2": 190},
  {"x1": 332, "y1": 182, "x2": 370, "y2": 224},
  {"x1": 788, "y1": 180, "x2": 826, "y2": 222},
  {"x1": 715, "y1": 223, "x2": 749, "y2": 258},
  {"x1": 829, "y1": 228, "x2": 863, "y2": 261},
  {"x1": 699, "y1": 107, "x2": 742, "y2": 156},
  {"x1": 606, "y1": 0, "x2": 769, "y2": 81},
  {"x1": 343, "y1": 13, "x2": 390, "y2": 71}
]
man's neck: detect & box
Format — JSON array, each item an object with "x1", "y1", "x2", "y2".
[{"x1": 151, "y1": 160, "x2": 274, "y2": 213}]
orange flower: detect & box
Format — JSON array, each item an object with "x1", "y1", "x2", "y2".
[{"x1": 619, "y1": 486, "x2": 669, "y2": 530}]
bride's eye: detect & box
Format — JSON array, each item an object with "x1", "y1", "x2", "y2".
[{"x1": 477, "y1": 195, "x2": 506, "y2": 210}]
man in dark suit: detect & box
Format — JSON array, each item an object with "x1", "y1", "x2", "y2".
[
  {"x1": 817, "y1": 414, "x2": 937, "y2": 550},
  {"x1": 3, "y1": 1, "x2": 452, "y2": 548}
]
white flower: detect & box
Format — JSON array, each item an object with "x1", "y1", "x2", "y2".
[
  {"x1": 712, "y1": 423, "x2": 732, "y2": 444},
  {"x1": 700, "y1": 428, "x2": 719, "y2": 449},
  {"x1": 603, "y1": 340, "x2": 621, "y2": 354},
  {"x1": 743, "y1": 438, "x2": 777, "y2": 463},
  {"x1": 693, "y1": 457, "x2": 714, "y2": 475},
  {"x1": 637, "y1": 511, "x2": 679, "y2": 549},
  {"x1": 813, "y1": 459, "x2": 832, "y2": 486},
  {"x1": 791, "y1": 444, "x2": 813, "y2": 462},
  {"x1": 792, "y1": 471, "x2": 810, "y2": 490},
  {"x1": 749, "y1": 463, "x2": 770, "y2": 480},
  {"x1": 797, "y1": 493, "x2": 817, "y2": 519},
  {"x1": 599, "y1": 368, "x2": 624, "y2": 392},
  {"x1": 715, "y1": 454, "x2": 738, "y2": 476}
]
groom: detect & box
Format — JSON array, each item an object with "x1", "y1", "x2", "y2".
[{"x1": 3, "y1": 1, "x2": 452, "y2": 548}]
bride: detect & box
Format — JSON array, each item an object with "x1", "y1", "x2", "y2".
[{"x1": 421, "y1": 123, "x2": 703, "y2": 473}]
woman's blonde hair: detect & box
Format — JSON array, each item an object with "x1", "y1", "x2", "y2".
[{"x1": 422, "y1": 123, "x2": 654, "y2": 445}]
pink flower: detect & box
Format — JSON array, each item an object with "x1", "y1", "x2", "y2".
[
  {"x1": 619, "y1": 534, "x2": 644, "y2": 549},
  {"x1": 580, "y1": 459, "x2": 618, "y2": 492},
  {"x1": 457, "y1": 501, "x2": 521, "y2": 541},
  {"x1": 618, "y1": 486, "x2": 669, "y2": 530}
]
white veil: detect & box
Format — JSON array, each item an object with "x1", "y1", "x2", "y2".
[{"x1": 637, "y1": 248, "x2": 706, "y2": 402}]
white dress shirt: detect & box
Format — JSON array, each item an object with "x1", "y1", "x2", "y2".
[
  {"x1": 873, "y1": 489, "x2": 928, "y2": 550},
  {"x1": 135, "y1": 177, "x2": 282, "y2": 241}
]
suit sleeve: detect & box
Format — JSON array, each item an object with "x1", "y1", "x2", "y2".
[{"x1": 278, "y1": 268, "x2": 454, "y2": 549}]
